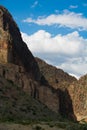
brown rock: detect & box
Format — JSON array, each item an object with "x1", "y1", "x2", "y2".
[
  {"x1": 68, "y1": 75, "x2": 87, "y2": 121},
  {"x1": 36, "y1": 57, "x2": 77, "y2": 120},
  {"x1": 1, "y1": 6, "x2": 87, "y2": 122},
  {"x1": 36, "y1": 57, "x2": 76, "y2": 89},
  {"x1": 0, "y1": 6, "x2": 59, "y2": 114},
  {"x1": 0, "y1": 6, "x2": 41, "y2": 81}
]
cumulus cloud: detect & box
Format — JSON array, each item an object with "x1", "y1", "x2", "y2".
[
  {"x1": 23, "y1": 11, "x2": 87, "y2": 30},
  {"x1": 83, "y1": 3, "x2": 87, "y2": 7},
  {"x1": 21, "y1": 30, "x2": 86, "y2": 56},
  {"x1": 69, "y1": 5, "x2": 78, "y2": 9},
  {"x1": 57, "y1": 57, "x2": 87, "y2": 79},
  {"x1": 21, "y1": 30, "x2": 87, "y2": 78},
  {"x1": 31, "y1": 1, "x2": 38, "y2": 8}
]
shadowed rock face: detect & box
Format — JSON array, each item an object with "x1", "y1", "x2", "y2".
[
  {"x1": 36, "y1": 57, "x2": 87, "y2": 121},
  {"x1": 68, "y1": 75, "x2": 87, "y2": 121},
  {"x1": 0, "y1": 6, "x2": 41, "y2": 81},
  {"x1": 36, "y1": 57, "x2": 77, "y2": 120},
  {"x1": 1, "y1": 6, "x2": 87, "y2": 122},
  {"x1": 0, "y1": 6, "x2": 59, "y2": 114},
  {"x1": 36, "y1": 57, "x2": 76, "y2": 89}
]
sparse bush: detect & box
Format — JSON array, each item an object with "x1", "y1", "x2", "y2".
[
  {"x1": 66, "y1": 123, "x2": 87, "y2": 130},
  {"x1": 49, "y1": 123, "x2": 54, "y2": 127},
  {"x1": 7, "y1": 79, "x2": 14, "y2": 84},
  {"x1": 33, "y1": 125, "x2": 44, "y2": 130},
  {"x1": 56, "y1": 122, "x2": 67, "y2": 129}
]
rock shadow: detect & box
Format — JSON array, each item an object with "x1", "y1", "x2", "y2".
[{"x1": 57, "y1": 88, "x2": 77, "y2": 121}]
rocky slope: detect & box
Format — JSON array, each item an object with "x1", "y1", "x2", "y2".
[
  {"x1": 0, "y1": 75, "x2": 59, "y2": 122},
  {"x1": 0, "y1": 5, "x2": 59, "y2": 115},
  {"x1": 0, "y1": 5, "x2": 87, "y2": 122},
  {"x1": 36, "y1": 57, "x2": 76, "y2": 89},
  {"x1": 36, "y1": 57, "x2": 87, "y2": 121}
]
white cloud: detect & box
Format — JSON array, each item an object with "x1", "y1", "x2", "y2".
[
  {"x1": 21, "y1": 30, "x2": 86, "y2": 56},
  {"x1": 69, "y1": 73, "x2": 79, "y2": 79},
  {"x1": 31, "y1": 1, "x2": 38, "y2": 8},
  {"x1": 21, "y1": 30, "x2": 87, "y2": 78},
  {"x1": 83, "y1": 3, "x2": 87, "y2": 7},
  {"x1": 69, "y1": 5, "x2": 78, "y2": 9},
  {"x1": 23, "y1": 11, "x2": 87, "y2": 30},
  {"x1": 57, "y1": 57, "x2": 87, "y2": 78},
  {"x1": 55, "y1": 10, "x2": 59, "y2": 13}
]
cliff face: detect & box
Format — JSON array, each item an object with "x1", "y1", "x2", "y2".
[
  {"x1": 0, "y1": 6, "x2": 87, "y2": 122},
  {"x1": 68, "y1": 75, "x2": 87, "y2": 121},
  {"x1": 36, "y1": 57, "x2": 76, "y2": 89},
  {"x1": 0, "y1": 76, "x2": 59, "y2": 121},
  {"x1": 0, "y1": 6, "x2": 59, "y2": 114},
  {"x1": 36, "y1": 57, "x2": 87, "y2": 121},
  {"x1": 0, "y1": 63, "x2": 59, "y2": 113},
  {"x1": 36, "y1": 57, "x2": 77, "y2": 120},
  {"x1": 0, "y1": 6, "x2": 41, "y2": 81}
]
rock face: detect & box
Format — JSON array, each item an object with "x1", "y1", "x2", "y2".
[
  {"x1": 36, "y1": 57, "x2": 77, "y2": 120},
  {"x1": 0, "y1": 6, "x2": 59, "y2": 114},
  {"x1": 0, "y1": 6, "x2": 87, "y2": 122},
  {"x1": 36, "y1": 57, "x2": 87, "y2": 121},
  {"x1": 68, "y1": 75, "x2": 87, "y2": 121},
  {"x1": 36, "y1": 57, "x2": 76, "y2": 89},
  {"x1": 0, "y1": 6, "x2": 40, "y2": 81},
  {"x1": 0, "y1": 76, "x2": 59, "y2": 121},
  {"x1": 0, "y1": 63, "x2": 59, "y2": 113}
]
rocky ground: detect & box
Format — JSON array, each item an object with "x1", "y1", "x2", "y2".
[
  {"x1": 0, "y1": 121, "x2": 87, "y2": 130},
  {"x1": 0, "y1": 122, "x2": 63, "y2": 130}
]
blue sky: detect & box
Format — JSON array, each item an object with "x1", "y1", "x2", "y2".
[{"x1": 0, "y1": 0, "x2": 87, "y2": 78}]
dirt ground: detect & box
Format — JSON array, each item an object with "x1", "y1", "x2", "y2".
[{"x1": 0, "y1": 122, "x2": 64, "y2": 130}]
